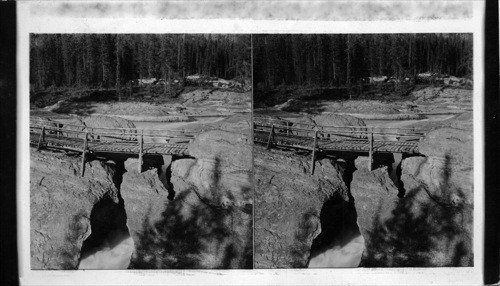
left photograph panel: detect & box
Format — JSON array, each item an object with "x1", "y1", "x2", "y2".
[{"x1": 29, "y1": 34, "x2": 253, "y2": 270}]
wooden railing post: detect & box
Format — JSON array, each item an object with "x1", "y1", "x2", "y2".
[
  {"x1": 266, "y1": 124, "x2": 275, "y2": 150},
  {"x1": 138, "y1": 129, "x2": 144, "y2": 173},
  {"x1": 311, "y1": 130, "x2": 318, "y2": 175},
  {"x1": 37, "y1": 126, "x2": 45, "y2": 151},
  {"x1": 81, "y1": 132, "x2": 88, "y2": 177},
  {"x1": 368, "y1": 127, "x2": 374, "y2": 171}
]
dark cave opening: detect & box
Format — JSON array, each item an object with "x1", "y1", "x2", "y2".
[
  {"x1": 307, "y1": 193, "x2": 364, "y2": 267},
  {"x1": 77, "y1": 159, "x2": 133, "y2": 269},
  {"x1": 77, "y1": 195, "x2": 131, "y2": 268}
]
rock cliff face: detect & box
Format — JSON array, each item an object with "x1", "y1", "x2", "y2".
[
  {"x1": 399, "y1": 127, "x2": 473, "y2": 266},
  {"x1": 30, "y1": 150, "x2": 121, "y2": 269},
  {"x1": 31, "y1": 114, "x2": 253, "y2": 270},
  {"x1": 121, "y1": 129, "x2": 253, "y2": 269},
  {"x1": 350, "y1": 160, "x2": 399, "y2": 249},
  {"x1": 254, "y1": 146, "x2": 349, "y2": 268},
  {"x1": 351, "y1": 127, "x2": 473, "y2": 267}
]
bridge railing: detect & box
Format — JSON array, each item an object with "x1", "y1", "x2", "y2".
[
  {"x1": 254, "y1": 117, "x2": 427, "y2": 173},
  {"x1": 30, "y1": 118, "x2": 197, "y2": 176},
  {"x1": 254, "y1": 115, "x2": 428, "y2": 131},
  {"x1": 253, "y1": 116, "x2": 426, "y2": 142},
  {"x1": 30, "y1": 118, "x2": 196, "y2": 143}
]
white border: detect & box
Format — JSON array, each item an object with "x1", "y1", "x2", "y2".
[{"x1": 17, "y1": 1, "x2": 485, "y2": 285}]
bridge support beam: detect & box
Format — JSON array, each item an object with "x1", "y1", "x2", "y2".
[
  {"x1": 37, "y1": 126, "x2": 45, "y2": 151},
  {"x1": 266, "y1": 125, "x2": 275, "y2": 150},
  {"x1": 311, "y1": 130, "x2": 318, "y2": 175},
  {"x1": 81, "y1": 132, "x2": 88, "y2": 177},
  {"x1": 368, "y1": 128, "x2": 374, "y2": 171},
  {"x1": 138, "y1": 130, "x2": 144, "y2": 173}
]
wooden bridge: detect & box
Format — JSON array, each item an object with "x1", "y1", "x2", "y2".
[
  {"x1": 253, "y1": 116, "x2": 427, "y2": 174},
  {"x1": 30, "y1": 118, "x2": 195, "y2": 176}
]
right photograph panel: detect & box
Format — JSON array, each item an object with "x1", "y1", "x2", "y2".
[{"x1": 252, "y1": 34, "x2": 473, "y2": 268}]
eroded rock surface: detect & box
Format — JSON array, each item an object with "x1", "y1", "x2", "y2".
[
  {"x1": 351, "y1": 163, "x2": 399, "y2": 226},
  {"x1": 30, "y1": 150, "x2": 120, "y2": 269},
  {"x1": 312, "y1": 113, "x2": 366, "y2": 128},
  {"x1": 254, "y1": 147, "x2": 349, "y2": 268},
  {"x1": 399, "y1": 127, "x2": 473, "y2": 266},
  {"x1": 122, "y1": 129, "x2": 253, "y2": 269},
  {"x1": 351, "y1": 127, "x2": 473, "y2": 267},
  {"x1": 350, "y1": 161, "x2": 399, "y2": 264}
]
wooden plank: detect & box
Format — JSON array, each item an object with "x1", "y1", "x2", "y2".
[
  {"x1": 311, "y1": 130, "x2": 318, "y2": 175},
  {"x1": 81, "y1": 132, "x2": 88, "y2": 177},
  {"x1": 138, "y1": 129, "x2": 144, "y2": 173},
  {"x1": 368, "y1": 128, "x2": 373, "y2": 171}
]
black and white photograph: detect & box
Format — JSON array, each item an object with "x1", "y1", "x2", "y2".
[
  {"x1": 253, "y1": 34, "x2": 474, "y2": 268},
  {"x1": 29, "y1": 34, "x2": 253, "y2": 270},
  {"x1": 13, "y1": 0, "x2": 490, "y2": 285}
]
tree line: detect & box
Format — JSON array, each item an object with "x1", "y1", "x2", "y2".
[
  {"x1": 253, "y1": 34, "x2": 473, "y2": 89},
  {"x1": 30, "y1": 34, "x2": 251, "y2": 90}
]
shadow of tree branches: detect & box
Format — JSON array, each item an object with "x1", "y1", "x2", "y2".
[
  {"x1": 362, "y1": 154, "x2": 473, "y2": 267},
  {"x1": 129, "y1": 156, "x2": 253, "y2": 269}
]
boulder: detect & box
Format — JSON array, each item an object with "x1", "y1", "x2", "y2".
[
  {"x1": 30, "y1": 150, "x2": 120, "y2": 269},
  {"x1": 399, "y1": 127, "x2": 473, "y2": 266},
  {"x1": 418, "y1": 127, "x2": 473, "y2": 167},
  {"x1": 121, "y1": 160, "x2": 172, "y2": 237},
  {"x1": 354, "y1": 156, "x2": 372, "y2": 171},
  {"x1": 401, "y1": 156, "x2": 472, "y2": 205},
  {"x1": 350, "y1": 164, "x2": 399, "y2": 252},
  {"x1": 181, "y1": 130, "x2": 253, "y2": 205},
  {"x1": 403, "y1": 127, "x2": 473, "y2": 202},
  {"x1": 254, "y1": 147, "x2": 349, "y2": 268},
  {"x1": 122, "y1": 129, "x2": 253, "y2": 269},
  {"x1": 351, "y1": 126, "x2": 473, "y2": 267}
]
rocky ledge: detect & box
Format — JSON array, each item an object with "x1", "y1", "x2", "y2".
[
  {"x1": 254, "y1": 145, "x2": 350, "y2": 268},
  {"x1": 351, "y1": 127, "x2": 473, "y2": 267},
  {"x1": 31, "y1": 115, "x2": 253, "y2": 269},
  {"x1": 30, "y1": 150, "x2": 123, "y2": 269},
  {"x1": 121, "y1": 129, "x2": 253, "y2": 269}
]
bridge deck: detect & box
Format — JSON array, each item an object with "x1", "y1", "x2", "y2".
[
  {"x1": 30, "y1": 129, "x2": 190, "y2": 156},
  {"x1": 253, "y1": 115, "x2": 424, "y2": 155},
  {"x1": 254, "y1": 129, "x2": 420, "y2": 154},
  {"x1": 30, "y1": 118, "x2": 196, "y2": 175}
]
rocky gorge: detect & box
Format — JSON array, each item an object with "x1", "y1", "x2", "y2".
[
  {"x1": 30, "y1": 108, "x2": 473, "y2": 269},
  {"x1": 30, "y1": 114, "x2": 253, "y2": 269},
  {"x1": 254, "y1": 112, "x2": 474, "y2": 268}
]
